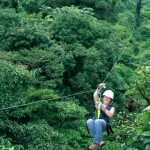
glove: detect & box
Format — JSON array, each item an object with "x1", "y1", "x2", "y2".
[
  {"x1": 96, "y1": 102, "x2": 106, "y2": 112},
  {"x1": 97, "y1": 83, "x2": 106, "y2": 89}
]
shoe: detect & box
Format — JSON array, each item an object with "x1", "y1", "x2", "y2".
[
  {"x1": 89, "y1": 143, "x2": 99, "y2": 150},
  {"x1": 99, "y1": 141, "x2": 105, "y2": 147}
]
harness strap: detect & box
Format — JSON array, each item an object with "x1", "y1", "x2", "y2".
[{"x1": 106, "y1": 123, "x2": 114, "y2": 136}]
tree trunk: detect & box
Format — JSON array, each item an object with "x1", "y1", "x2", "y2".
[{"x1": 135, "y1": 0, "x2": 142, "y2": 28}]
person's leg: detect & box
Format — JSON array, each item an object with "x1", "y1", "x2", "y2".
[
  {"x1": 87, "y1": 119, "x2": 100, "y2": 149},
  {"x1": 94, "y1": 119, "x2": 106, "y2": 144},
  {"x1": 87, "y1": 119, "x2": 95, "y2": 136}
]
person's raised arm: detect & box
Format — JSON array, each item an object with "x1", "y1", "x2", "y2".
[{"x1": 93, "y1": 90, "x2": 98, "y2": 104}]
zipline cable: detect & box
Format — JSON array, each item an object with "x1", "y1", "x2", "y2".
[
  {"x1": 0, "y1": 90, "x2": 94, "y2": 111},
  {"x1": 102, "y1": 46, "x2": 126, "y2": 83},
  {"x1": 0, "y1": 46, "x2": 127, "y2": 111}
]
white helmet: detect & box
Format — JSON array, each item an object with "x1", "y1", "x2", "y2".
[{"x1": 103, "y1": 90, "x2": 114, "y2": 99}]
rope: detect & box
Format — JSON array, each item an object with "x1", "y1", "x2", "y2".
[
  {"x1": 0, "y1": 90, "x2": 94, "y2": 111},
  {"x1": 102, "y1": 46, "x2": 126, "y2": 83},
  {"x1": 0, "y1": 46, "x2": 126, "y2": 111}
]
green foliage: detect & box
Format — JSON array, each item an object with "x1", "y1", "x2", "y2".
[
  {"x1": 110, "y1": 111, "x2": 138, "y2": 143},
  {"x1": 126, "y1": 63, "x2": 150, "y2": 105},
  {"x1": 0, "y1": 0, "x2": 149, "y2": 149},
  {"x1": 20, "y1": 123, "x2": 68, "y2": 150},
  {"x1": 0, "y1": 8, "x2": 51, "y2": 51},
  {"x1": 50, "y1": 6, "x2": 113, "y2": 47},
  {"x1": 125, "y1": 107, "x2": 150, "y2": 150},
  {"x1": 139, "y1": 39, "x2": 150, "y2": 61},
  {"x1": 0, "y1": 136, "x2": 24, "y2": 150},
  {"x1": 12, "y1": 46, "x2": 65, "y2": 89},
  {"x1": 109, "y1": 108, "x2": 149, "y2": 149},
  {"x1": 0, "y1": 120, "x2": 68, "y2": 150},
  {"x1": 116, "y1": 64, "x2": 136, "y2": 90},
  {"x1": 84, "y1": 40, "x2": 115, "y2": 80},
  {"x1": 138, "y1": 25, "x2": 150, "y2": 40},
  {"x1": 80, "y1": 0, "x2": 118, "y2": 21},
  {"x1": 46, "y1": 6, "x2": 120, "y2": 100},
  {"x1": 0, "y1": 98, "x2": 88, "y2": 149},
  {"x1": 101, "y1": 141, "x2": 123, "y2": 150},
  {"x1": 113, "y1": 24, "x2": 133, "y2": 44},
  {"x1": 9, "y1": 88, "x2": 58, "y2": 119},
  {"x1": 117, "y1": 11, "x2": 135, "y2": 29},
  {"x1": 21, "y1": 0, "x2": 43, "y2": 14},
  {"x1": 58, "y1": 128, "x2": 83, "y2": 149},
  {"x1": 141, "y1": 1, "x2": 150, "y2": 20},
  {"x1": 28, "y1": 0, "x2": 119, "y2": 22},
  {"x1": 0, "y1": 60, "x2": 36, "y2": 108},
  {"x1": 42, "y1": 0, "x2": 77, "y2": 8},
  {"x1": 47, "y1": 100, "x2": 88, "y2": 126},
  {"x1": 0, "y1": 8, "x2": 21, "y2": 47},
  {"x1": 0, "y1": 0, "x2": 19, "y2": 10}
]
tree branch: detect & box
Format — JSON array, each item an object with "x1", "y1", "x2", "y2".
[{"x1": 136, "y1": 81, "x2": 150, "y2": 105}]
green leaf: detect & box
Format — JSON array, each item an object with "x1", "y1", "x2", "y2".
[
  {"x1": 125, "y1": 88, "x2": 136, "y2": 96},
  {"x1": 126, "y1": 138, "x2": 135, "y2": 145},
  {"x1": 146, "y1": 143, "x2": 150, "y2": 150},
  {"x1": 142, "y1": 131, "x2": 150, "y2": 137},
  {"x1": 136, "y1": 128, "x2": 143, "y2": 135},
  {"x1": 133, "y1": 135, "x2": 139, "y2": 141},
  {"x1": 141, "y1": 112, "x2": 150, "y2": 125},
  {"x1": 143, "y1": 106, "x2": 150, "y2": 112},
  {"x1": 144, "y1": 138, "x2": 150, "y2": 145}
]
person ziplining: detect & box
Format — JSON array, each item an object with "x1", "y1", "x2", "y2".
[
  {"x1": 86, "y1": 46, "x2": 127, "y2": 149},
  {"x1": 87, "y1": 83, "x2": 115, "y2": 150}
]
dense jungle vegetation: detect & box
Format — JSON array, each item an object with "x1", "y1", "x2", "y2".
[{"x1": 0, "y1": 0, "x2": 150, "y2": 149}]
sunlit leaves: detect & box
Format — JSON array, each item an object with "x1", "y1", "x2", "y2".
[
  {"x1": 125, "y1": 107, "x2": 150, "y2": 149},
  {"x1": 0, "y1": 137, "x2": 24, "y2": 150},
  {"x1": 0, "y1": 60, "x2": 36, "y2": 108},
  {"x1": 50, "y1": 6, "x2": 112, "y2": 47}
]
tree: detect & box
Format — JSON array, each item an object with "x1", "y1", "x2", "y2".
[
  {"x1": 0, "y1": 60, "x2": 36, "y2": 108},
  {"x1": 0, "y1": 137, "x2": 23, "y2": 150},
  {"x1": 135, "y1": 63, "x2": 150, "y2": 105},
  {"x1": 0, "y1": 8, "x2": 52, "y2": 51},
  {"x1": 49, "y1": 6, "x2": 117, "y2": 91}
]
